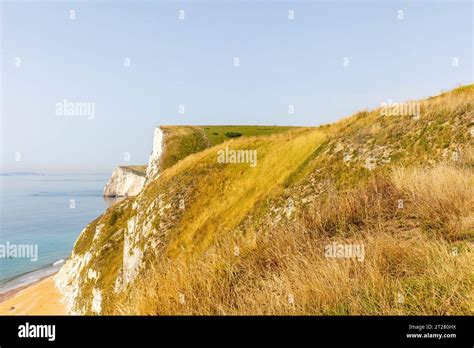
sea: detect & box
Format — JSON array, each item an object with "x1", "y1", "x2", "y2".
[{"x1": 0, "y1": 174, "x2": 119, "y2": 294}]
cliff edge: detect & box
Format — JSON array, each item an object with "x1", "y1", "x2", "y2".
[{"x1": 103, "y1": 166, "x2": 147, "y2": 197}]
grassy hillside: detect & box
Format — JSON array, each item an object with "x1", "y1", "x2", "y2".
[
  {"x1": 122, "y1": 126, "x2": 293, "y2": 174},
  {"x1": 157, "y1": 125, "x2": 296, "y2": 171},
  {"x1": 201, "y1": 125, "x2": 296, "y2": 146},
  {"x1": 160, "y1": 128, "x2": 325, "y2": 256},
  {"x1": 58, "y1": 85, "x2": 474, "y2": 315},
  {"x1": 159, "y1": 126, "x2": 211, "y2": 170}
]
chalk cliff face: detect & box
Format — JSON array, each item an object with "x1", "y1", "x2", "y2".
[
  {"x1": 55, "y1": 127, "x2": 166, "y2": 314},
  {"x1": 103, "y1": 166, "x2": 147, "y2": 197},
  {"x1": 146, "y1": 127, "x2": 164, "y2": 182}
]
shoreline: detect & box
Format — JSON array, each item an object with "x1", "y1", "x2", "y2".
[
  {"x1": 0, "y1": 272, "x2": 55, "y2": 303},
  {"x1": 0, "y1": 261, "x2": 64, "y2": 298},
  {"x1": 0, "y1": 274, "x2": 66, "y2": 315}
]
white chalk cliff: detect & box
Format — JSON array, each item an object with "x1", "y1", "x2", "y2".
[
  {"x1": 146, "y1": 126, "x2": 164, "y2": 182},
  {"x1": 55, "y1": 126, "x2": 166, "y2": 314},
  {"x1": 103, "y1": 166, "x2": 146, "y2": 197}
]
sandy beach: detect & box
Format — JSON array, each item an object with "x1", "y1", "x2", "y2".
[{"x1": 0, "y1": 275, "x2": 66, "y2": 315}]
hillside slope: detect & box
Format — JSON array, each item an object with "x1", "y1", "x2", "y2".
[
  {"x1": 145, "y1": 125, "x2": 294, "y2": 181},
  {"x1": 56, "y1": 85, "x2": 473, "y2": 315}
]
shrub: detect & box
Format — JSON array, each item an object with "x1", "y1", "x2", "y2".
[{"x1": 224, "y1": 132, "x2": 242, "y2": 138}]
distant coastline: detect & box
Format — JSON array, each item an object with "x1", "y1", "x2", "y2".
[
  {"x1": 0, "y1": 172, "x2": 111, "y2": 176},
  {"x1": 0, "y1": 172, "x2": 45, "y2": 176}
]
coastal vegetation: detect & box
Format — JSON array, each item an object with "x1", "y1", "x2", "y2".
[{"x1": 56, "y1": 85, "x2": 474, "y2": 315}]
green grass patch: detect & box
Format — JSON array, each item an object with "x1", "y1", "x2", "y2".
[{"x1": 201, "y1": 126, "x2": 296, "y2": 146}]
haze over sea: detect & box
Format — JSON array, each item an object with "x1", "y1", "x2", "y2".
[{"x1": 0, "y1": 174, "x2": 116, "y2": 292}]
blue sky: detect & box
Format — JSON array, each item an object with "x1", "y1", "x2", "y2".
[{"x1": 1, "y1": 0, "x2": 472, "y2": 174}]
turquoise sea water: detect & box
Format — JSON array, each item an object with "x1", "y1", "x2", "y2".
[{"x1": 0, "y1": 174, "x2": 116, "y2": 292}]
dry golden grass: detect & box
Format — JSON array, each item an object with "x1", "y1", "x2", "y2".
[
  {"x1": 162, "y1": 128, "x2": 326, "y2": 256},
  {"x1": 116, "y1": 164, "x2": 474, "y2": 315},
  {"x1": 64, "y1": 84, "x2": 473, "y2": 315},
  {"x1": 392, "y1": 164, "x2": 474, "y2": 238}
]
